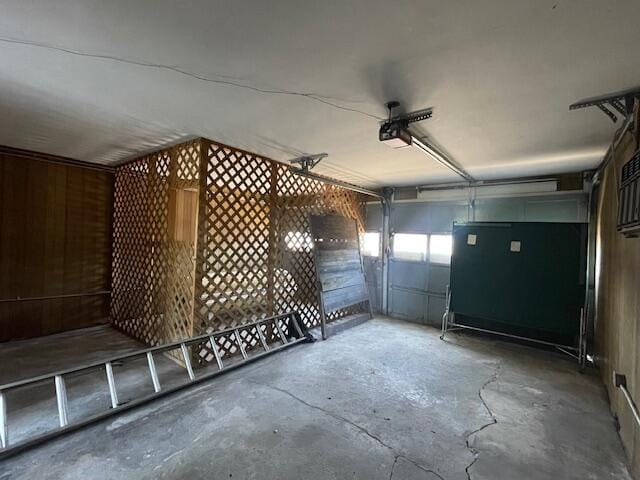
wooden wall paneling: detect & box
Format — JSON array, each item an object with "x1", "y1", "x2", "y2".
[
  {"x1": 0, "y1": 157, "x2": 15, "y2": 338},
  {"x1": 42, "y1": 163, "x2": 68, "y2": 335},
  {"x1": 80, "y1": 168, "x2": 113, "y2": 329},
  {"x1": 0, "y1": 156, "x2": 4, "y2": 340},
  {"x1": 595, "y1": 111, "x2": 640, "y2": 475},
  {"x1": 0, "y1": 152, "x2": 113, "y2": 342},
  {"x1": 63, "y1": 165, "x2": 86, "y2": 332},
  {"x1": 24, "y1": 158, "x2": 48, "y2": 334},
  {"x1": 0, "y1": 156, "x2": 27, "y2": 339}
]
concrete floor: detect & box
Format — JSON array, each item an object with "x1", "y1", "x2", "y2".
[{"x1": 0, "y1": 317, "x2": 632, "y2": 480}]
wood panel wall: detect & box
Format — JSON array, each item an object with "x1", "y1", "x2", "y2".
[
  {"x1": 595, "y1": 104, "x2": 640, "y2": 476},
  {"x1": 0, "y1": 150, "x2": 114, "y2": 342}
]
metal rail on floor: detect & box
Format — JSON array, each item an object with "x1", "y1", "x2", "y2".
[
  {"x1": 440, "y1": 286, "x2": 587, "y2": 366},
  {"x1": 0, "y1": 312, "x2": 313, "y2": 458}
]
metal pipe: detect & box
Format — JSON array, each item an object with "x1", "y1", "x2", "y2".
[
  {"x1": 440, "y1": 285, "x2": 451, "y2": 340},
  {"x1": 380, "y1": 190, "x2": 392, "y2": 316},
  {"x1": 584, "y1": 176, "x2": 597, "y2": 356},
  {"x1": 54, "y1": 376, "x2": 68, "y2": 428},
  {"x1": 288, "y1": 167, "x2": 384, "y2": 199},
  {"x1": 255, "y1": 325, "x2": 269, "y2": 352},
  {"x1": 274, "y1": 320, "x2": 288, "y2": 345},
  {"x1": 208, "y1": 336, "x2": 224, "y2": 370},
  {"x1": 105, "y1": 362, "x2": 119, "y2": 409},
  {"x1": 0, "y1": 392, "x2": 7, "y2": 448},
  {"x1": 0, "y1": 291, "x2": 111, "y2": 303},
  {"x1": 416, "y1": 174, "x2": 569, "y2": 192},
  {"x1": 447, "y1": 321, "x2": 579, "y2": 351},
  {"x1": 621, "y1": 386, "x2": 640, "y2": 427},
  {"x1": 234, "y1": 330, "x2": 248, "y2": 360},
  {"x1": 146, "y1": 352, "x2": 161, "y2": 393},
  {"x1": 180, "y1": 344, "x2": 195, "y2": 381},
  {"x1": 614, "y1": 373, "x2": 640, "y2": 428}
]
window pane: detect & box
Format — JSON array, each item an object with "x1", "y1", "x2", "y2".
[
  {"x1": 430, "y1": 234, "x2": 452, "y2": 264},
  {"x1": 393, "y1": 233, "x2": 427, "y2": 262},
  {"x1": 362, "y1": 232, "x2": 380, "y2": 257}
]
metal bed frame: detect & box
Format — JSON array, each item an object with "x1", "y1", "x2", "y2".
[{"x1": 440, "y1": 286, "x2": 587, "y2": 367}]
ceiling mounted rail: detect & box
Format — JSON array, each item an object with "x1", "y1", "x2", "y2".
[
  {"x1": 378, "y1": 101, "x2": 475, "y2": 182},
  {"x1": 570, "y1": 88, "x2": 640, "y2": 123},
  {"x1": 288, "y1": 154, "x2": 384, "y2": 200}
]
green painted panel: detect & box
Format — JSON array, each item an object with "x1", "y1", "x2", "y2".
[{"x1": 449, "y1": 222, "x2": 587, "y2": 345}]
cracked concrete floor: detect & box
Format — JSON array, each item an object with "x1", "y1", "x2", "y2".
[{"x1": 0, "y1": 317, "x2": 632, "y2": 480}]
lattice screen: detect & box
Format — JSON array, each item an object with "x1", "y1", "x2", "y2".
[
  {"x1": 111, "y1": 140, "x2": 200, "y2": 349},
  {"x1": 112, "y1": 137, "x2": 365, "y2": 361}
]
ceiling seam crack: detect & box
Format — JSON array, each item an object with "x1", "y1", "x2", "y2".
[{"x1": 0, "y1": 36, "x2": 383, "y2": 121}]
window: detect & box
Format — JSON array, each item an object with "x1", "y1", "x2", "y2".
[
  {"x1": 429, "y1": 234, "x2": 452, "y2": 264},
  {"x1": 393, "y1": 233, "x2": 428, "y2": 262},
  {"x1": 362, "y1": 232, "x2": 380, "y2": 257}
]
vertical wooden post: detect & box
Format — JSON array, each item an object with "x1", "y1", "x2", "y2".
[
  {"x1": 266, "y1": 161, "x2": 279, "y2": 316},
  {"x1": 193, "y1": 139, "x2": 210, "y2": 336}
]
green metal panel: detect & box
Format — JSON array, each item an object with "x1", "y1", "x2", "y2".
[{"x1": 449, "y1": 222, "x2": 587, "y2": 346}]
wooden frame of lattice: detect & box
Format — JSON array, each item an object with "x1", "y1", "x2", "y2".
[
  {"x1": 111, "y1": 137, "x2": 365, "y2": 365},
  {"x1": 111, "y1": 140, "x2": 200, "y2": 352}
]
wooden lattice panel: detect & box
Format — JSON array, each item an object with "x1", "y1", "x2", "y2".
[
  {"x1": 193, "y1": 142, "x2": 273, "y2": 361},
  {"x1": 194, "y1": 140, "x2": 366, "y2": 364},
  {"x1": 112, "y1": 137, "x2": 365, "y2": 366},
  {"x1": 273, "y1": 165, "x2": 366, "y2": 326},
  {"x1": 111, "y1": 140, "x2": 201, "y2": 349}
]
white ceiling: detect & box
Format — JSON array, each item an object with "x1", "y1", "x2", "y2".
[{"x1": 0, "y1": 1, "x2": 638, "y2": 187}]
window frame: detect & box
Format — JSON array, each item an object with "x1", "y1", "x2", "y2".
[
  {"x1": 389, "y1": 232, "x2": 453, "y2": 265},
  {"x1": 391, "y1": 232, "x2": 429, "y2": 263},
  {"x1": 428, "y1": 233, "x2": 453, "y2": 266}
]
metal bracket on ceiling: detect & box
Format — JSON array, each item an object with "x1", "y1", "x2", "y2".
[
  {"x1": 289, "y1": 153, "x2": 328, "y2": 173},
  {"x1": 384, "y1": 101, "x2": 433, "y2": 128},
  {"x1": 570, "y1": 88, "x2": 640, "y2": 124}
]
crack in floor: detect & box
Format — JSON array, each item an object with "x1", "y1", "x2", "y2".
[
  {"x1": 464, "y1": 363, "x2": 501, "y2": 480},
  {"x1": 388, "y1": 455, "x2": 399, "y2": 480},
  {"x1": 252, "y1": 381, "x2": 446, "y2": 480}
]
